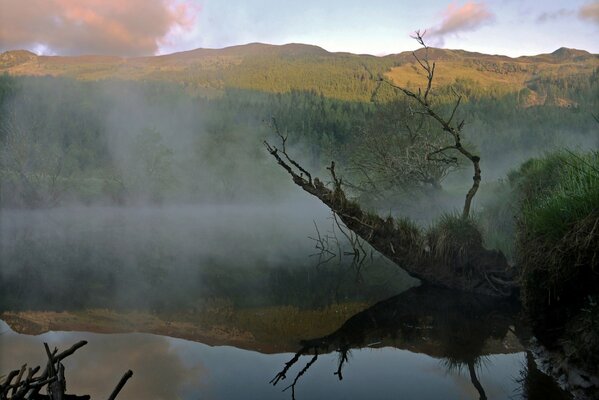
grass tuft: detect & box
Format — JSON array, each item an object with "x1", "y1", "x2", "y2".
[{"x1": 427, "y1": 212, "x2": 483, "y2": 271}]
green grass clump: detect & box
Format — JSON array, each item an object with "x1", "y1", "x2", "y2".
[
  {"x1": 427, "y1": 212, "x2": 483, "y2": 271},
  {"x1": 517, "y1": 151, "x2": 599, "y2": 284},
  {"x1": 395, "y1": 217, "x2": 423, "y2": 243},
  {"x1": 520, "y1": 152, "x2": 599, "y2": 242}
]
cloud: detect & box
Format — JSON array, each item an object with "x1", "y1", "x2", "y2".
[
  {"x1": 579, "y1": 1, "x2": 599, "y2": 25},
  {"x1": 0, "y1": 0, "x2": 198, "y2": 56},
  {"x1": 537, "y1": 9, "x2": 574, "y2": 23},
  {"x1": 426, "y1": 1, "x2": 495, "y2": 46}
]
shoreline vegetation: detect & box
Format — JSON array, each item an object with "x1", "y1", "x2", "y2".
[{"x1": 515, "y1": 151, "x2": 599, "y2": 384}]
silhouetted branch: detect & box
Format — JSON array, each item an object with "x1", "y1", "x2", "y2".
[
  {"x1": 334, "y1": 347, "x2": 350, "y2": 381},
  {"x1": 270, "y1": 346, "x2": 310, "y2": 386},
  {"x1": 283, "y1": 351, "x2": 319, "y2": 400},
  {"x1": 1, "y1": 340, "x2": 128, "y2": 400},
  {"x1": 380, "y1": 30, "x2": 481, "y2": 218},
  {"x1": 107, "y1": 370, "x2": 133, "y2": 400},
  {"x1": 271, "y1": 117, "x2": 312, "y2": 184}
]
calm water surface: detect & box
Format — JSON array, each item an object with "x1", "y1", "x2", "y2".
[
  {"x1": 0, "y1": 320, "x2": 528, "y2": 400},
  {"x1": 0, "y1": 205, "x2": 570, "y2": 399}
]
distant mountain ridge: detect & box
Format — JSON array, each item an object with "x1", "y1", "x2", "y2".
[{"x1": 1, "y1": 42, "x2": 597, "y2": 102}]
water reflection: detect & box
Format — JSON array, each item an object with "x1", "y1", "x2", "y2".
[
  {"x1": 1, "y1": 286, "x2": 571, "y2": 399},
  {"x1": 270, "y1": 285, "x2": 564, "y2": 400},
  {"x1": 0, "y1": 325, "x2": 206, "y2": 399}
]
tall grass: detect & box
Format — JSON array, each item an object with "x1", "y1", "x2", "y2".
[
  {"x1": 427, "y1": 211, "x2": 483, "y2": 271},
  {"x1": 515, "y1": 150, "x2": 599, "y2": 372},
  {"x1": 520, "y1": 151, "x2": 599, "y2": 242}
]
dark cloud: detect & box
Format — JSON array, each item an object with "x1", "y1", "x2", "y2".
[
  {"x1": 0, "y1": 0, "x2": 198, "y2": 56},
  {"x1": 579, "y1": 1, "x2": 599, "y2": 25},
  {"x1": 427, "y1": 1, "x2": 495, "y2": 47}
]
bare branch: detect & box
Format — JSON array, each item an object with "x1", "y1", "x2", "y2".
[
  {"x1": 271, "y1": 117, "x2": 312, "y2": 184},
  {"x1": 283, "y1": 351, "x2": 319, "y2": 400},
  {"x1": 107, "y1": 370, "x2": 134, "y2": 400},
  {"x1": 378, "y1": 32, "x2": 481, "y2": 218}
]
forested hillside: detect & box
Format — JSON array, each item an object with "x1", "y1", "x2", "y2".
[
  {"x1": 1, "y1": 43, "x2": 598, "y2": 103},
  {"x1": 0, "y1": 70, "x2": 598, "y2": 209},
  {"x1": 1, "y1": 43, "x2": 598, "y2": 210}
]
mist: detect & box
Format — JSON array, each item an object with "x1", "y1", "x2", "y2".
[
  {"x1": 0, "y1": 76, "x2": 420, "y2": 313},
  {"x1": 1, "y1": 73, "x2": 597, "y2": 312}
]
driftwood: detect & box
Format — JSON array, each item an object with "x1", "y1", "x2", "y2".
[{"x1": 0, "y1": 341, "x2": 133, "y2": 400}]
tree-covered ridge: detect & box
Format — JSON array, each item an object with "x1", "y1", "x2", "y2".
[
  {"x1": 1, "y1": 73, "x2": 597, "y2": 209},
  {"x1": 0, "y1": 43, "x2": 597, "y2": 102}
]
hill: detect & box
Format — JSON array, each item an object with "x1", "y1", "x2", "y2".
[{"x1": 1, "y1": 43, "x2": 598, "y2": 103}]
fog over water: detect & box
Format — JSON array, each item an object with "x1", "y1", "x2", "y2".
[{"x1": 1, "y1": 200, "x2": 331, "y2": 273}]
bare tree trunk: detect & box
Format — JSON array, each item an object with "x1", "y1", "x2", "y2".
[{"x1": 463, "y1": 154, "x2": 481, "y2": 218}]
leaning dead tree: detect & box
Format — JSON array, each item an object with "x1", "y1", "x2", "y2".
[
  {"x1": 264, "y1": 33, "x2": 516, "y2": 297},
  {"x1": 0, "y1": 341, "x2": 133, "y2": 400}
]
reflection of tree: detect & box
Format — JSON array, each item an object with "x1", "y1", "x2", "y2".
[{"x1": 271, "y1": 286, "x2": 518, "y2": 399}]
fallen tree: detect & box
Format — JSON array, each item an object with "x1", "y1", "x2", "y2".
[{"x1": 264, "y1": 32, "x2": 516, "y2": 297}]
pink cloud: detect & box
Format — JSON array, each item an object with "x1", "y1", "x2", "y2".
[
  {"x1": 426, "y1": 1, "x2": 495, "y2": 46},
  {"x1": 579, "y1": 1, "x2": 599, "y2": 25},
  {"x1": 0, "y1": 0, "x2": 198, "y2": 56}
]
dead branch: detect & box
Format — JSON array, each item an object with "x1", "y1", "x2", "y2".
[
  {"x1": 334, "y1": 348, "x2": 350, "y2": 381},
  {"x1": 271, "y1": 118, "x2": 312, "y2": 184},
  {"x1": 308, "y1": 220, "x2": 338, "y2": 267},
  {"x1": 270, "y1": 347, "x2": 310, "y2": 386},
  {"x1": 380, "y1": 30, "x2": 481, "y2": 218},
  {"x1": 107, "y1": 370, "x2": 133, "y2": 400},
  {"x1": 1, "y1": 341, "x2": 131, "y2": 400},
  {"x1": 282, "y1": 351, "x2": 319, "y2": 400}
]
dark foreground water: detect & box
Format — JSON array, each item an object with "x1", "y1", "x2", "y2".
[
  {"x1": 0, "y1": 285, "x2": 571, "y2": 400},
  {"x1": 0, "y1": 320, "x2": 527, "y2": 400},
  {"x1": 0, "y1": 204, "x2": 571, "y2": 399}
]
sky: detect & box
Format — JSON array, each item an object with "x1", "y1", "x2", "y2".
[{"x1": 0, "y1": 0, "x2": 598, "y2": 57}]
